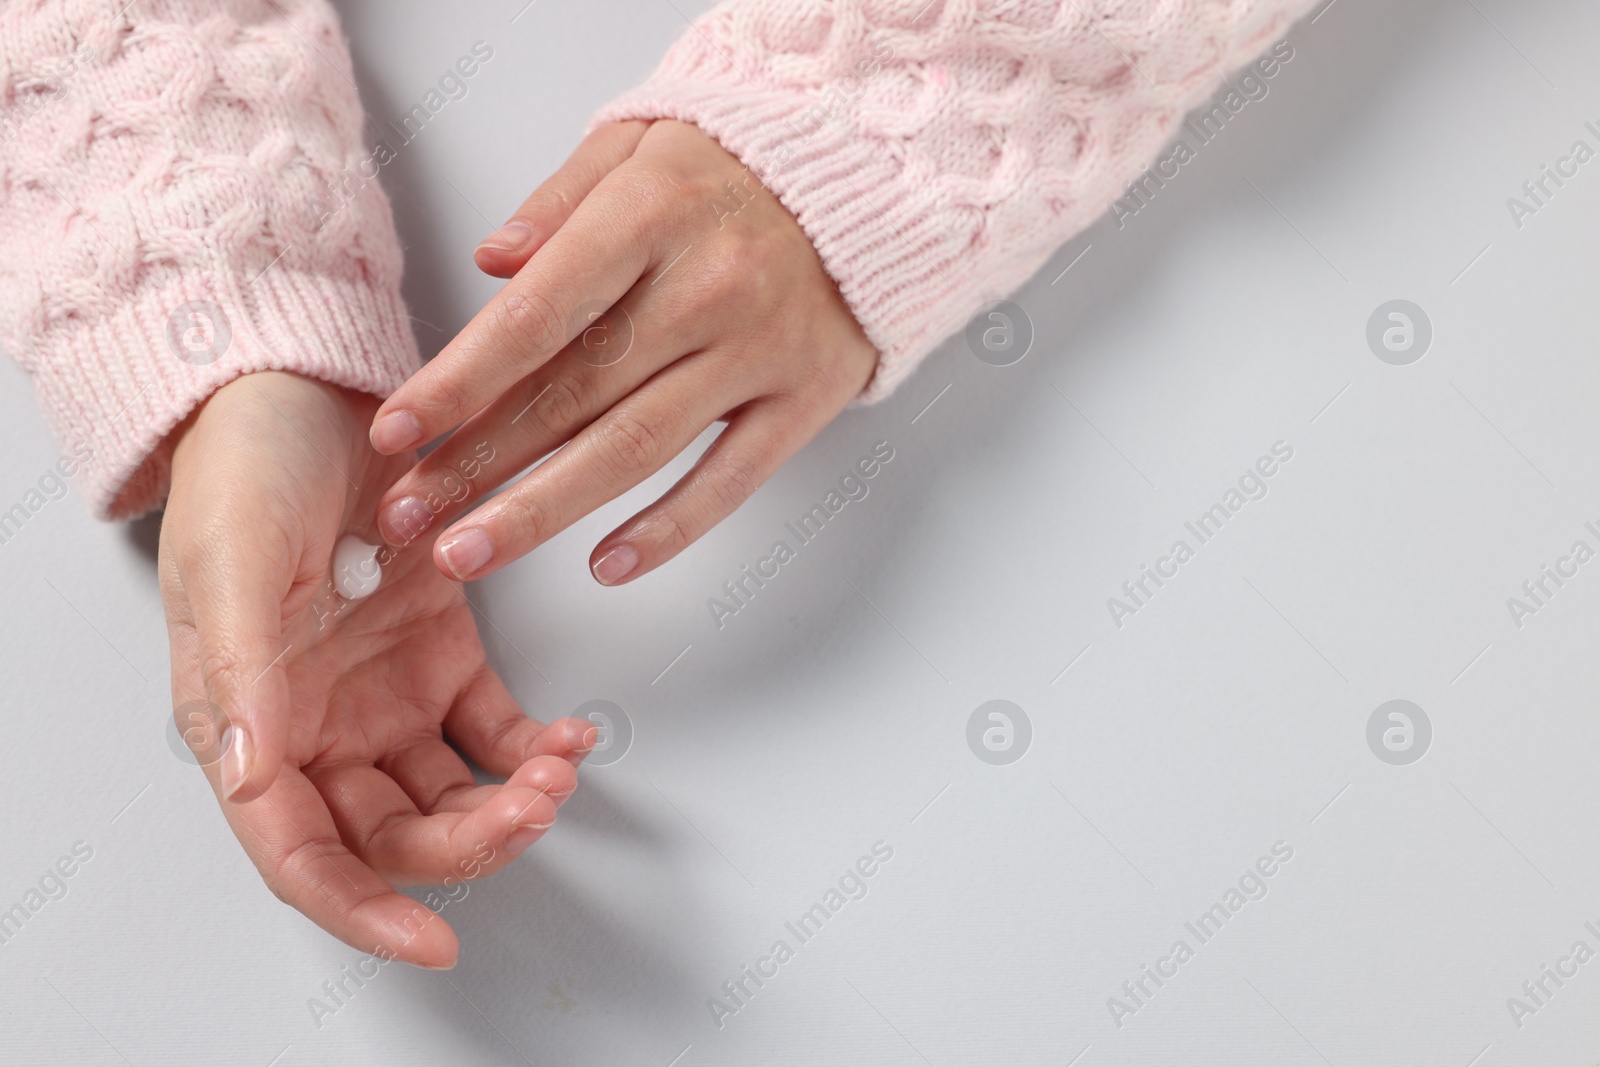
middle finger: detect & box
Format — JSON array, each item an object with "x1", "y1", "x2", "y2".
[{"x1": 376, "y1": 279, "x2": 708, "y2": 550}]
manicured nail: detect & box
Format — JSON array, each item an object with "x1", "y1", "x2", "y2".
[
  {"x1": 478, "y1": 220, "x2": 534, "y2": 253},
  {"x1": 379, "y1": 495, "x2": 434, "y2": 546},
  {"x1": 591, "y1": 544, "x2": 639, "y2": 586},
  {"x1": 506, "y1": 821, "x2": 554, "y2": 853},
  {"x1": 439, "y1": 528, "x2": 494, "y2": 579},
  {"x1": 220, "y1": 725, "x2": 251, "y2": 800},
  {"x1": 370, "y1": 410, "x2": 423, "y2": 453}
]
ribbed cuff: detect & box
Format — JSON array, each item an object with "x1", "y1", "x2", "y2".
[
  {"x1": 30, "y1": 268, "x2": 421, "y2": 519},
  {"x1": 594, "y1": 4, "x2": 1317, "y2": 406}
]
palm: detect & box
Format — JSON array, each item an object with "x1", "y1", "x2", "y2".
[
  {"x1": 283, "y1": 514, "x2": 490, "y2": 769},
  {"x1": 161, "y1": 372, "x2": 592, "y2": 967}
]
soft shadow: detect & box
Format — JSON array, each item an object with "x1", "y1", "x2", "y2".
[
  {"x1": 682, "y1": 0, "x2": 1456, "y2": 710},
  {"x1": 123, "y1": 509, "x2": 163, "y2": 564}
]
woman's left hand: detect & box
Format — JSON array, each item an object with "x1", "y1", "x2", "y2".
[
  {"x1": 368, "y1": 119, "x2": 877, "y2": 585},
  {"x1": 160, "y1": 371, "x2": 596, "y2": 967}
]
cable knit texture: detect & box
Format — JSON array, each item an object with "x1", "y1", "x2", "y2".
[
  {"x1": 595, "y1": 0, "x2": 1318, "y2": 402},
  {"x1": 0, "y1": 0, "x2": 419, "y2": 519},
  {"x1": 1, "y1": 1, "x2": 1318, "y2": 521}
]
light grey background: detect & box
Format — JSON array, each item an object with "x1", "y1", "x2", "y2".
[{"x1": 2, "y1": 0, "x2": 1597, "y2": 1063}]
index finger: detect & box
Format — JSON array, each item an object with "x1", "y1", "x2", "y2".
[{"x1": 369, "y1": 172, "x2": 664, "y2": 454}]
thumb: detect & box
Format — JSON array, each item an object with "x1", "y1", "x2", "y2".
[
  {"x1": 473, "y1": 119, "x2": 650, "y2": 278},
  {"x1": 182, "y1": 537, "x2": 292, "y2": 803}
]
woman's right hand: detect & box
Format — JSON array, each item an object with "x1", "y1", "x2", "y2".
[{"x1": 160, "y1": 371, "x2": 595, "y2": 967}]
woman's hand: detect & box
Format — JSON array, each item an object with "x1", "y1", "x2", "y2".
[
  {"x1": 160, "y1": 371, "x2": 594, "y2": 968},
  {"x1": 368, "y1": 120, "x2": 878, "y2": 585}
]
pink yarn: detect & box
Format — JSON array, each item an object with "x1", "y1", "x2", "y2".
[
  {"x1": 1, "y1": 0, "x2": 1316, "y2": 520},
  {"x1": 0, "y1": 0, "x2": 418, "y2": 519},
  {"x1": 596, "y1": 0, "x2": 1319, "y2": 402}
]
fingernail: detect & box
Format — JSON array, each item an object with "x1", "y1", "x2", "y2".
[
  {"x1": 221, "y1": 725, "x2": 251, "y2": 800},
  {"x1": 579, "y1": 726, "x2": 600, "y2": 751},
  {"x1": 439, "y1": 528, "x2": 494, "y2": 579},
  {"x1": 371, "y1": 410, "x2": 423, "y2": 453},
  {"x1": 507, "y1": 821, "x2": 553, "y2": 853},
  {"x1": 591, "y1": 544, "x2": 639, "y2": 586},
  {"x1": 380, "y1": 495, "x2": 434, "y2": 546},
  {"x1": 478, "y1": 219, "x2": 534, "y2": 253}
]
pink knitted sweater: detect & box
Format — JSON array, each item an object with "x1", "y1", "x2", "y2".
[{"x1": 0, "y1": 0, "x2": 1315, "y2": 520}]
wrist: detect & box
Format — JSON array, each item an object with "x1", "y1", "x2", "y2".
[{"x1": 170, "y1": 372, "x2": 370, "y2": 483}]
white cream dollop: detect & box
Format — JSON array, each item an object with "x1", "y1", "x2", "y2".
[{"x1": 332, "y1": 535, "x2": 382, "y2": 600}]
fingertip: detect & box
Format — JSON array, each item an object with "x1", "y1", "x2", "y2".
[
  {"x1": 363, "y1": 896, "x2": 460, "y2": 970},
  {"x1": 473, "y1": 245, "x2": 529, "y2": 279},
  {"x1": 370, "y1": 409, "x2": 423, "y2": 455},
  {"x1": 220, "y1": 725, "x2": 274, "y2": 803},
  {"x1": 436, "y1": 527, "x2": 495, "y2": 582},
  {"x1": 474, "y1": 218, "x2": 540, "y2": 278},
  {"x1": 501, "y1": 787, "x2": 558, "y2": 855},
  {"x1": 591, "y1": 542, "x2": 640, "y2": 586},
  {"x1": 507, "y1": 754, "x2": 578, "y2": 807},
  {"x1": 506, "y1": 787, "x2": 558, "y2": 829},
  {"x1": 410, "y1": 939, "x2": 459, "y2": 971},
  {"x1": 544, "y1": 716, "x2": 599, "y2": 766},
  {"x1": 477, "y1": 219, "x2": 535, "y2": 255},
  {"x1": 378, "y1": 494, "x2": 435, "y2": 549},
  {"x1": 217, "y1": 676, "x2": 290, "y2": 803}
]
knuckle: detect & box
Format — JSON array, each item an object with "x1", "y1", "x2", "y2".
[
  {"x1": 724, "y1": 229, "x2": 771, "y2": 281},
  {"x1": 606, "y1": 165, "x2": 692, "y2": 247},
  {"x1": 412, "y1": 371, "x2": 480, "y2": 428},
  {"x1": 709, "y1": 448, "x2": 765, "y2": 512},
  {"x1": 495, "y1": 287, "x2": 570, "y2": 357},
  {"x1": 705, "y1": 228, "x2": 780, "y2": 302},
  {"x1": 643, "y1": 506, "x2": 694, "y2": 558},
  {"x1": 595, "y1": 411, "x2": 668, "y2": 478},
  {"x1": 783, "y1": 338, "x2": 862, "y2": 403},
  {"x1": 525, "y1": 186, "x2": 574, "y2": 224},
  {"x1": 611, "y1": 163, "x2": 683, "y2": 220},
  {"x1": 486, "y1": 714, "x2": 528, "y2": 761},
  {"x1": 534, "y1": 374, "x2": 588, "y2": 430},
  {"x1": 502, "y1": 495, "x2": 551, "y2": 549},
  {"x1": 426, "y1": 373, "x2": 479, "y2": 425},
  {"x1": 267, "y1": 837, "x2": 337, "y2": 907},
  {"x1": 199, "y1": 646, "x2": 249, "y2": 698}
]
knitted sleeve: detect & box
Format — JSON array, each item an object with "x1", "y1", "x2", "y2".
[
  {"x1": 594, "y1": 0, "x2": 1318, "y2": 402},
  {"x1": 0, "y1": 0, "x2": 420, "y2": 520}
]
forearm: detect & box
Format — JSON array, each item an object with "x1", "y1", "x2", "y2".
[
  {"x1": 594, "y1": 0, "x2": 1319, "y2": 401},
  {"x1": 0, "y1": 0, "x2": 419, "y2": 520}
]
